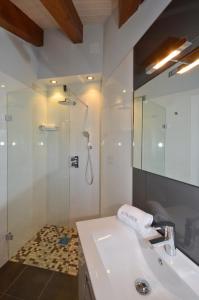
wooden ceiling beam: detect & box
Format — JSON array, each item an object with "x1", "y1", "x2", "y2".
[
  {"x1": 119, "y1": 0, "x2": 143, "y2": 28},
  {"x1": 0, "y1": 0, "x2": 43, "y2": 47},
  {"x1": 40, "y1": 0, "x2": 83, "y2": 43}
]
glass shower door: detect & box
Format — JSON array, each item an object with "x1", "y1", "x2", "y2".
[
  {"x1": 142, "y1": 100, "x2": 166, "y2": 176},
  {"x1": 6, "y1": 83, "x2": 88, "y2": 277},
  {"x1": 7, "y1": 87, "x2": 48, "y2": 258},
  {"x1": 7, "y1": 86, "x2": 70, "y2": 259}
]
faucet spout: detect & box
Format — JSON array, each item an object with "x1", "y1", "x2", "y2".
[{"x1": 149, "y1": 221, "x2": 176, "y2": 256}]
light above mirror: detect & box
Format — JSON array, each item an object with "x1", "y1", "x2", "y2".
[
  {"x1": 153, "y1": 50, "x2": 181, "y2": 70},
  {"x1": 146, "y1": 39, "x2": 191, "y2": 75},
  {"x1": 169, "y1": 47, "x2": 199, "y2": 76},
  {"x1": 177, "y1": 59, "x2": 199, "y2": 74}
]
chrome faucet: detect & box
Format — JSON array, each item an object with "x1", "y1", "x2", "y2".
[{"x1": 149, "y1": 221, "x2": 176, "y2": 256}]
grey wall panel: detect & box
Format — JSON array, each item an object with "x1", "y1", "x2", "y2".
[{"x1": 133, "y1": 167, "x2": 199, "y2": 265}]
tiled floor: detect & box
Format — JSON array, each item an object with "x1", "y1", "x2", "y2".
[
  {"x1": 0, "y1": 262, "x2": 78, "y2": 300},
  {"x1": 11, "y1": 225, "x2": 79, "y2": 276}
]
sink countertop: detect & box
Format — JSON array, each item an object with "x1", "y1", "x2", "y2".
[{"x1": 77, "y1": 216, "x2": 199, "y2": 300}]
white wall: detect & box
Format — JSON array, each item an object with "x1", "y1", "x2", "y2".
[
  {"x1": 164, "y1": 95, "x2": 191, "y2": 183},
  {"x1": 38, "y1": 25, "x2": 104, "y2": 79},
  {"x1": 190, "y1": 96, "x2": 199, "y2": 185},
  {"x1": 46, "y1": 82, "x2": 101, "y2": 225},
  {"x1": 46, "y1": 86, "x2": 70, "y2": 226},
  {"x1": 153, "y1": 91, "x2": 199, "y2": 186},
  {"x1": 101, "y1": 52, "x2": 133, "y2": 216},
  {"x1": 101, "y1": 0, "x2": 171, "y2": 216},
  {"x1": 69, "y1": 81, "x2": 101, "y2": 224},
  {"x1": 0, "y1": 29, "x2": 38, "y2": 87},
  {"x1": 142, "y1": 101, "x2": 166, "y2": 176},
  {"x1": 0, "y1": 90, "x2": 8, "y2": 267}
]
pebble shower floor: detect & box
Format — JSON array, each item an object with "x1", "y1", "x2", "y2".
[{"x1": 11, "y1": 225, "x2": 79, "y2": 276}]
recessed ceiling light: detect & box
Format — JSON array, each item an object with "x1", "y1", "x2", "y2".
[
  {"x1": 122, "y1": 89, "x2": 127, "y2": 93},
  {"x1": 1, "y1": 84, "x2": 5, "y2": 88},
  {"x1": 50, "y1": 80, "x2": 57, "y2": 84},
  {"x1": 87, "y1": 76, "x2": 94, "y2": 80}
]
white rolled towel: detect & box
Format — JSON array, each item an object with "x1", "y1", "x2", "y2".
[{"x1": 117, "y1": 204, "x2": 153, "y2": 235}]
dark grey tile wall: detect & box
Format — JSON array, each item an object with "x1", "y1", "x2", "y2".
[{"x1": 133, "y1": 167, "x2": 199, "y2": 265}]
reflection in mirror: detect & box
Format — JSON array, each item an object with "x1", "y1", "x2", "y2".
[
  {"x1": 134, "y1": 61, "x2": 199, "y2": 187},
  {"x1": 133, "y1": 97, "x2": 143, "y2": 169}
]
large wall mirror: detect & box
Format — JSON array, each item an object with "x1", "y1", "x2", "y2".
[
  {"x1": 133, "y1": 0, "x2": 199, "y2": 266},
  {"x1": 134, "y1": 58, "x2": 199, "y2": 187}
]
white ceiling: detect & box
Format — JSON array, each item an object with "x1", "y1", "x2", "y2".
[
  {"x1": 37, "y1": 73, "x2": 102, "y2": 88},
  {"x1": 11, "y1": 0, "x2": 118, "y2": 29}
]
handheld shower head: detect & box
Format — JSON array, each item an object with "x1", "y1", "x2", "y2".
[{"x1": 82, "y1": 130, "x2": 94, "y2": 185}]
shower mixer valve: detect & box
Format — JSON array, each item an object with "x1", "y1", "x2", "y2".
[
  {"x1": 71, "y1": 156, "x2": 79, "y2": 168},
  {"x1": 88, "y1": 142, "x2": 93, "y2": 149}
]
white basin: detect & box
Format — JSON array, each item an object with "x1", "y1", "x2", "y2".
[{"x1": 77, "y1": 216, "x2": 199, "y2": 300}]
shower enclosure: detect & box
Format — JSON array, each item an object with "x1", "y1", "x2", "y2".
[{"x1": 6, "y1": 83, "x2": 88, "y2": 260}]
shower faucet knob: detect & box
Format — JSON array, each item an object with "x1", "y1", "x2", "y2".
[
  {"x1": 71, "y1": 156, "x2": 79, "y2": 168},
  {"x1": 88, "y1": 142, "x2": 93, "y2": 149}
]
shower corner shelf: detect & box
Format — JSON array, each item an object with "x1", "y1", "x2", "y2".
[{"x1": 39, "y1": 124, "x2": 59, "y2": 131}]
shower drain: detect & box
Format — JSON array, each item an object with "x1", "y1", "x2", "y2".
[{"x1": 135, "y1": 278, "x2": 151, "y2": 296}]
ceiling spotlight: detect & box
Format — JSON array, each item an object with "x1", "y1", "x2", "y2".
[
  {"x1": 1, "y1": 84, "x2": 5, "y2": 88},
  {"x1": 50, "y1": 80, "x2": 57, "y2": 84},
  {"x1": 122, "y1": 89, "x2": 127, "y2": 93},
  {"x1": 87, "y1": 76, "x2": 94, "y2": 80}
]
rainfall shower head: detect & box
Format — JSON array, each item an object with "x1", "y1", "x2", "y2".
[
  {"x1": 58, "y1": 85, "x2": 76, "y2": 106},
  {"x1": 58, "y1": 99, "x2": 76, "y2": 106}
]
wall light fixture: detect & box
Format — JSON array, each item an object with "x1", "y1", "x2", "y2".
[{"x1": 146, "y1": 38, "x2": 191, "y2": 75}]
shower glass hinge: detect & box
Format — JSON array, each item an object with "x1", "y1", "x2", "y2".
[{"x1": 5, "y1": 232, "x2": 14, "y2": 241}]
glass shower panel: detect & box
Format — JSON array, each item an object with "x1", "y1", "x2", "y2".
[
  {"x1": 142, "y1": 100, "x2": 166, "y2": 176},
  {"x1": 46, "y1": 87, "x2": 70, "y2": 227},
  {"x1": 6, "y1": 82, "x2": 95, "y2": 274},
  {"x1": 69, "y1": 93, "x2": 89, "y2": 223},
  {"x1": 7, "y1": 88, "x2": 48, "y2": 257},
  {"x1": 133, "y1": 97, "x2": 143, "y2": 169},
  {"x1": 0, "y1": 90, "x2": 8, "y2": 266}
]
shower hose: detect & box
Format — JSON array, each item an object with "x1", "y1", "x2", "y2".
[{"x1": 85, "y1": 144, "x2": 94, "y2": 185}]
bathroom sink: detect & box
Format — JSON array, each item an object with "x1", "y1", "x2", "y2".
[
  {"x1": 93, "y1": 227, "x2": 198, "y2": 300},
  {"x1": 77, "y1": 216, "x2": 199, "y2": 300}
]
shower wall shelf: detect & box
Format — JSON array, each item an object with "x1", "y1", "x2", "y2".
[{"x1": 39, "y1": 124, "x2": 59, "y2": 131}]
